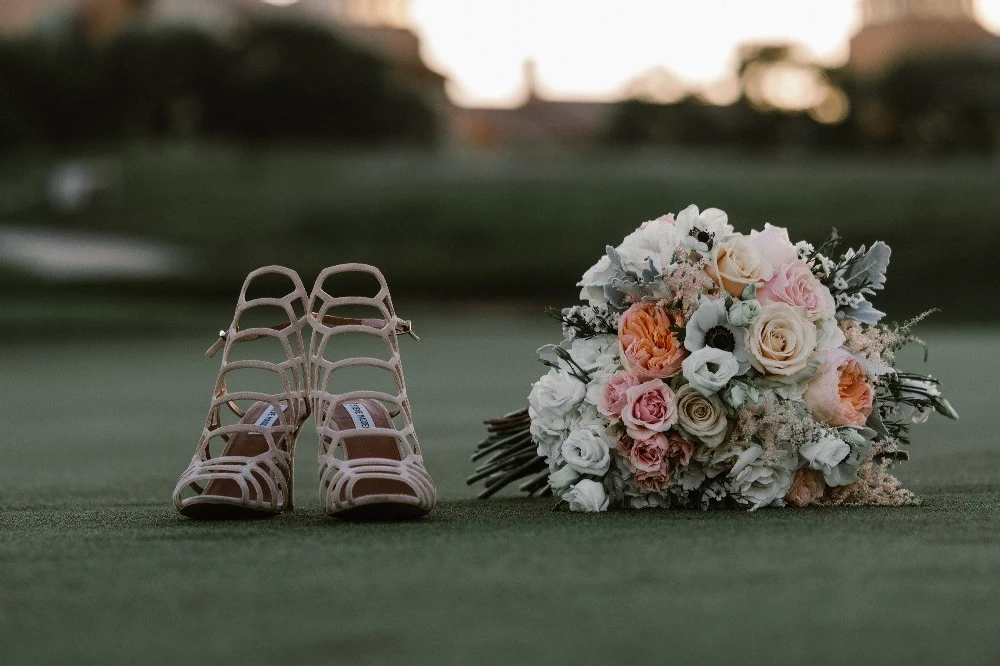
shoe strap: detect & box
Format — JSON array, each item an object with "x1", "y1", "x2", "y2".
[{"x1": 206, "y1": 314, "x2": 418, "y2": 358}]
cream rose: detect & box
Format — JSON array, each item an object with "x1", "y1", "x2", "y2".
[
  {"x1": 675, "y1": 384, "x2": 729, "y2": 447},
  {"x1": 746, "y1": 302, "x2": 817, "y2": 377},
  {"x1": 706, "y1": 235, "x2": 775, "y2": 298}
]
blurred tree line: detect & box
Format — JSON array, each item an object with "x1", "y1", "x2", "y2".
[
  {"x1": 0, "y1": 18, "x2": 438, "y2": 150},
  {"x1": 607, "y1": 43, "x2": 1000, "y2": 154}
]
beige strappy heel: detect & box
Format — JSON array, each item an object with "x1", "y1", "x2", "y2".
[
  {"x1": 308, "y1": 264, "x2": 436, "y2": 520},
  {"x1": 173, "y1": 266, "x2": 311, "y2": 519}
]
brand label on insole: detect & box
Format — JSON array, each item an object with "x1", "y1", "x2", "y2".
[
  {"x1": 253, "y1": 403, "x2": 288, "y2": 429},
  {"x1": 344, "y1": 402, "x2": 375, "y2": 430}
]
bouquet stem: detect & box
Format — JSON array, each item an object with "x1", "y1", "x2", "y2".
[{"x1": 467, "y1": 408, "x2": 549, "y2": 498}]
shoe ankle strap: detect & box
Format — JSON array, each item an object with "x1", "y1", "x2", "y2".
[
  {"x1": 313, "y1": 313, "x2": 420, "y2": 341},
  {"x1": 205, "y1": 313, "x2": 418, "y2": 358}
]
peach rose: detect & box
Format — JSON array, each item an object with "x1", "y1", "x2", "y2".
[
  {"x1": 758, "y1": 260, "x2": 835, "y2": 322},
  {"x1": 803, "y1": 347, "x2": 874, "y2": 427},
  {"x1": 785, "y1": 468, "x2": 825, "y2": 507},
  {"x1": 596, "y1": 371, "x2": 642, "y2": 421},
  {"x1": 619, "y1": 302, "x2": 687, "y2": 379},
  {"x1": 706, "y1": 235, "x2": 774, "y2": 297},
  {"x1": 746, "y1": 302, "x2": 817, "y2": 377}
]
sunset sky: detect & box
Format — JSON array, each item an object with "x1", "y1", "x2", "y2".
[{"x1": 408, "y1": 0, "x2": 1000, "y2": 107}]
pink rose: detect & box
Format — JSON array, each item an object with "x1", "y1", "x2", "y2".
[
  {"x1": 635, "y1": 462, "x2": 671, "y2": 492},
  {"x1": 758, "y1": 260, "x2": 835, "y2": 322},
  {"x1": 785, "y1": 468, "x2": 825, "y2": 507},
  {"x1": 750, "y1": 223, "x2": 798, "y2": 271},
  {"x1": 621, "y1": 379, "x2": 678, "y2": 440},
  {"x1": 804, "y1": 348, "x2": 874, "y2": 427},
  {"x1": 597, "y1": 371, "x2": 642, "y2": 421},
  {"x1": 628, "y1": 434, "x2": 668, "y2": 473},
  {"x1": 664, "y1": 433, "x2": 694, "y2": 466}
]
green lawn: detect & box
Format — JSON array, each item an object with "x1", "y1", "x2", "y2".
[
  {"x1": 2, "y1": 146, "x2": 999, "y2": 318},
  {"x1": 1, "y1": 308, "x2": 997, "y2": 665}
]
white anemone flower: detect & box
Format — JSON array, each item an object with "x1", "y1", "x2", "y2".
[
  {"x1": 675, "y1": 204, "x2": 731, "y2": 255},
  {"x1": 684, "y1": 298, "x2": 750, "y2": 374}
]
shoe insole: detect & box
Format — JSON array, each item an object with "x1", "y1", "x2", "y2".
[
  {"x1": 202, "y1": 401, "x2": 289, "y2": 504},
  {"x1": 327, "y1": 398, "x2": 417, "y2": 500}
]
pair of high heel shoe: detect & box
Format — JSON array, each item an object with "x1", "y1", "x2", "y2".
[{"x1": 172, "y1": 264, "x2": 436, "y2": 521}]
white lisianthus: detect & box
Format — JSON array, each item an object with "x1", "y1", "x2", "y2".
[
  {"x1": 726, "y1": 445, "x2": 795, "y2": 511},
  {"x1": 799, "y1": 432, "x2": 850, "y2": 485},
  {"x1": 548, "y1": 465, "x2": 581, "y2": 493},
  {"x1": 572, "y1": 403, "x2": 606, "y2": 431},
  {"x1": 675, "y1": 204, "x2": 732, "y2": 255},
  {"x1": 561, "y1": 424, "x2": 613, "y2": 476},
  {"x1": 564, "y1": 479, "x2": 610, "y2": 512},
  {"x1": 815, "y1": 317, "x2": 847, "y2": 351},
  {"x1": 530, "y1": 418, "x2": 565, "y2": 462},
  {"x1": 682, "y1": 347, "x2": 741, "y2": 396},
  {"x1": 615, "y1": 214, "x2": 681, "y2": 274},
  {"x1": 529, "y1": 368, "x2": 585, "y2": 461},
  {"x1": 577, "y1": 255, "x2": 615, "y2": 305},
  {"x1": 529, "y1": 368, "x2": 585, "y2": 428},
  {"x1": 568, "y1": 335, "x2": 618, "y2": 374},
  {"x1": 802, "y1": 428, "x2": 872, "y2": 486}
]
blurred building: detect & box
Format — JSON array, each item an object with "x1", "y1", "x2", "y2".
[
  {"x1": 850, "y1": 0, "x2": 1000, "y2": 76},
  {"x1": 452, "y1": 61, "x2": 613, "y2": 149}
]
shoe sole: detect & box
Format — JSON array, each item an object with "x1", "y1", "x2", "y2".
[
  {"x1": 328, "y1": 501, "x2": 429, "y2": 522},
  {"x1": 179, "y1": 502, "x2": 281, "y2": 521}
]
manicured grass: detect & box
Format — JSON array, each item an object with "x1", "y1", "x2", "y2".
[
  {"x1": 0, "y1": 310, "x2": 997, "y2": 665},
  {"x1": 2, "y1": 146, "x2": 999, "y2": 318}
]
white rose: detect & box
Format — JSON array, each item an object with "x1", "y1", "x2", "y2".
[
  {"x1": 799, "y1": 432, "x2": 850, "y2": 485},
  {"x1": 561, "y1": 424, "x2": 612, "y2": 476},
  {"x1": 746, "y1": 302, "x2": 817, "y2": 377},
  {"x1": 675, "y1": 384, "x2": 729, "y2": 447},
  {"x1": 682, "y1": 346, "x2": 741, "y2": 396},
  {"x1": 563, "y1": 479, "x2": 609, "y2": 512},
  {"x1": 577, "y1": 255, "x2": 615, "y2": 305},
  {"x1": 727, "y1": 445, "x2": 795, "y2": 511},
  {"x1": 707, "y1": 235, "x2": 775, "y2": 298},
  {"x1": 548, "y1": 465, "x2": 581, "y2": 492}
]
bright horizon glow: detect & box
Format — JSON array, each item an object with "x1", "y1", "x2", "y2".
[{"x1": 409, "y1": 0, "x2": 1000, "y2": 108}]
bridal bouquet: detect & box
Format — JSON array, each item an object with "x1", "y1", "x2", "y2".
[{"x1": 469, "y1": 205, "x2": 956, "y2": 511}]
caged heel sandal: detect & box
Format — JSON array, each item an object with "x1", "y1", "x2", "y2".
[
  {"x1": 173, "y1": 266, "x2": 311, "y2": 519},
  {"x1": 308, "y1": 264, "x2": 437, "y2": 521}
]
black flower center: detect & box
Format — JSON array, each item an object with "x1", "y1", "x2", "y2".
[
  {"x1": 691, "y1": 228, "x2": 714, "y2": 250},
  {"x1": 705, "y1": 325, "x2": 736, "y2": 352}
]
